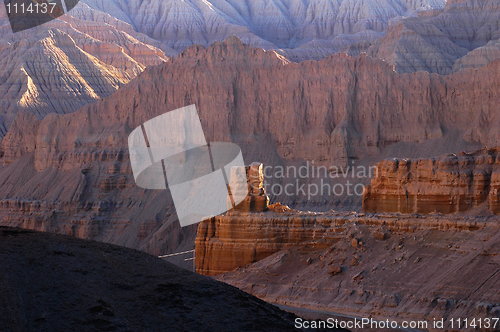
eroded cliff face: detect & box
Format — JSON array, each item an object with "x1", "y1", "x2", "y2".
[
  {"x1": 7, "y1": 36, "x2": 500, "y2": 175},
  {"x1": 196, "y1": 207, "x2": 341, "y2": 276},
  {"x1": 81, "y1": 0, "x2": 445, "y2": 57},
  {"x1": 0, "y1": 38, "x2": 497, "y2": 263},
  {"x1": 0, "y1": 0, "x2": 496, "y2": 138},
  {"x1": 215, "y1": 214, "x2": 500, "y2": 324},
  {"x1": 0, "y1": 150, "x2": 198, "y2": 266},
  {"x1": 196, "y1": 207, "x2": 485, "y2": 275},
  {"x1": 363, "y1": 147, "x2": 500, "y2": 214}
]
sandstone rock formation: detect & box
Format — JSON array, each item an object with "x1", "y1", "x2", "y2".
[
  {"x1": 196, "y1": 208, "x2": 489, "y2": 275},
  {"x1": 0, "y1": 227, "x2": 301, "y2": 332},
  {"x1": 196, "y1": 207, "x2": 335, "y2": 276},
  {"x1": 363, "y1": 147, "x2": 500, "y2": 214},
  {"x1": 215, "y1": 215, "x2": 500, "y2": 324},
  {"x1": 0, "y1": 38, "x2": 497, "y2": 266},
  {"x1": 229, "y1": 162, "x2": 269, "y2": 213}
]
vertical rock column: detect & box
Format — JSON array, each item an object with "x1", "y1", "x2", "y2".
[{"x1": 229, "y1": 162, "x2": 269, "y2": 212}]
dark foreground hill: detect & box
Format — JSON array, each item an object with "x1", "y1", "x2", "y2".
[{"x1": 0, "y1": 227, "x2": 301, "y2": 332}]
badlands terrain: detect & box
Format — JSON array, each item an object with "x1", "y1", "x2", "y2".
[
  {"x1": 197, "y1": 149, "x2": 500, "y2": 325},
  {"x1": 0, "y1": 1, "x2": 168, "y2": 135},
  {"x1": 212, "y1": 210, "x2": 500, "y2": 325},
  {"x1": 0, "y1": 34, "x2": 499, "y2": 262},
  {"x1": 1, "y1": 0, "x2": 500, "y2": 137},
  {"x1": 0, "y1": 0, "x2": 499, "y2": 328}
]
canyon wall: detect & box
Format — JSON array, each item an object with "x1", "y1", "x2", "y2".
[
  {"x1": 0, "y1": 38, "x2": 499, "y2": 263},
  {"x1": 195, "y1": 207, "x2": 485, "y2": 275},
  {"x1": 11, "y1": 37, "x2": 500, "y2": 175},
  {"x1": 363, "y1": 147, "x2": 500, "y2": 214}
]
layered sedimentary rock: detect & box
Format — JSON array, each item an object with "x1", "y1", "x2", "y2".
[
  {"x1": 0, "y1": 0, "x2": 497, "y2": 137},
  {"x1": 0, "y1": 38, "x2": 498, "y2": 263},
  {"x1": 363, "y1": 147, "x2": 500, "y2": 214},
  {"x1": 76, "y1": 0, "x2": 500, "y2": 73},
  {"x1": 196, "y1": 206, "x2": 338, "y2": 276},
  {"x1": 0, "y1": 147, "x2": 199, "y2": 269},
  {"x1": 368, "y1": 0, "x2": 500, "y2": 74},
  {"x1": 0, "y1": 2, "x2": 168, "y2": 135},
  {"x1": 20, "y1": 38, "x2": 500, "y2": 177},
  {"x1": 0, "y1": 0, "x2": 496, "y2": 137},
  {"x1": 215, "y1": 215, "x2": 500, "y2": 324},
  {"x1": 195, "y1": 207, "x2": 486, "y2": 275},
  {"x1": 81, "y1": 0, "x2": 445, "y2": 59},
  {"x1": 453, "y1": 38, "x2": 500, "y2": 72}
]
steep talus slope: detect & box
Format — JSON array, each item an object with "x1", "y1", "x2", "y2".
[
  {"x1": 0, "y1": 38, "x2": 496, "y2": 263},
  {"x1": 367, "y1": 0, "x2": 500, "y2": 74},
  {"x1": 0, "y1": 2, "x2": 168, "y2": 136},
  {"x1": 0, "y1": 227, "x2": 301, "y2": 332}
]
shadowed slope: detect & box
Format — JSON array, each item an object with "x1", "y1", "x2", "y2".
[{"x1": 0, "y1": 227, "x2": 302, "y2": 332}]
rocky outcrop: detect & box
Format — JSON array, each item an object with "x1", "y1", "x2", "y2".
[
  {"x1": 363, "y1": 147, "x2": 500, "y2": 214},
  {"x1": 229, "y1": 163, "x2": 269, "y2": 213},
  {"x1": 195, "y1": 208, "x2": 338, "y2": 276},
  {"x1": 215, "y1": 216, "x2": 500, "y2": 324},
  {"x1": 195, "y1": 208, "x2": 487, "y2": 275}
]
